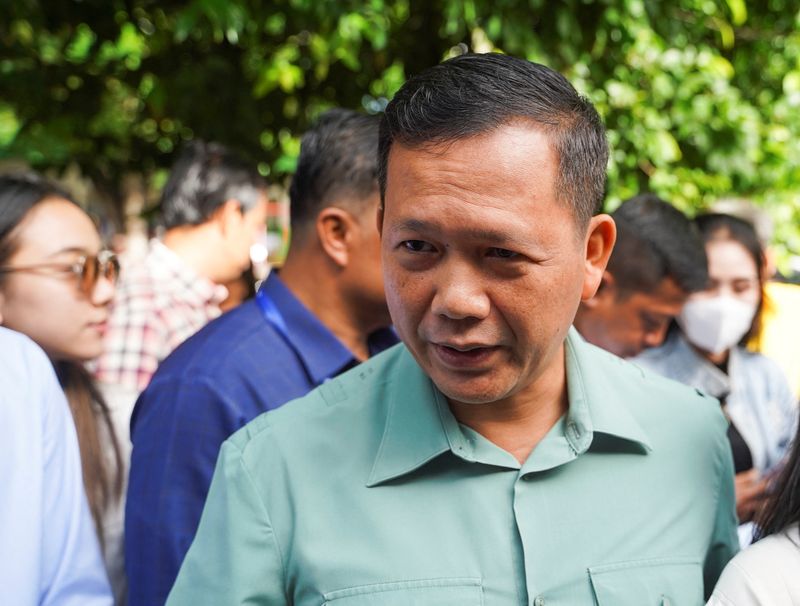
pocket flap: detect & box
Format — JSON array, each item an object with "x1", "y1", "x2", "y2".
[
  {"x1": 589, "y1": 557, "x2": 703, "y2": 605},
  {"x1": 323, "y1": 577, "x2": 483, "y2": 605}
]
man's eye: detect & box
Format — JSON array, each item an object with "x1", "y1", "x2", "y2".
[
  {"x1": 487, "y1": 247, "x2": 518, "y2": 259},
  {"x1": 401, "y1": 240, "x2": 434, "y2": 253},
  {"x1": 641, "y1": 314, "x2": 666, "y2": 332}
]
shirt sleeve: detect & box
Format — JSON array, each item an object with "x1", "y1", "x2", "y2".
[
  {"x1": 707, "y1": 555, "x2": 773, "y2": 606},
  {"x1": 0, "y1": 330, "x2": 112, "y2": 606},
  {"x1": 703, "y1": 426, "x2": 740, "y2": 599},
  {"x1": 166, "y1": 439, "x2": 287, "y2": 605},
  {"x1": 125, "y1": 375, "x2": 244, "y2": 605},
  {"x1": 40, "y1": 367, "x2": 114, "y2": 606}
]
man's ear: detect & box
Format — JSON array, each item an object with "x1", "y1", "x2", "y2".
[
  {"x1": 316, "y1": 207, "x2": 354, "y2": 268},
  {"x1": 581, "y1": 214, "x2": 616, "y2": 301},
  {"x1": 213, "y1": 199, "x2": 243, "y2": 235},
  {"x1": 582, "y1": 271, "x2": 617, "y2": 308}
]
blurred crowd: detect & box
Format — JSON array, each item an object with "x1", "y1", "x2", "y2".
[{"x1": 2, "y1": 52, "x2": 799, "y2": 606}]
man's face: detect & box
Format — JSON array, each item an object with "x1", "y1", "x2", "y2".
[
  {"x1": 380, "y1": 123, "x2": 605, "y2": 407},
  {"x1": 225, "y1": 193, "x2": 269, "y2": 279},
  {"x1": 580, "y1": 276, "x2": 688, "y2": 358}
]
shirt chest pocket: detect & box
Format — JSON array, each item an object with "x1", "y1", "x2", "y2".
[
  {"x1": 589, "y1": 557, "x2": 703, "y2": 606},
  {"x1": 321, "y1": 577, "x2": 483, "y2": 606}
]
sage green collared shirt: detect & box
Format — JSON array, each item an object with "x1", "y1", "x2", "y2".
[{"x1": 168, "y1": 329, "x2": 738, "y2": 606}]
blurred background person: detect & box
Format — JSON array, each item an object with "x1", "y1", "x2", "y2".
[
  {"x1": 575, "y1": 193, "x2": 708, "y2": 357},
  {"x1": 93, "y1": 140, "x2": 269, "y2": 400},
  {"x1": 635, "y1": 213, "x2": 798, "y2": 542},
  {"x1": 708, "y1": 411, "x2": 800, "y2": 604},
  {"x1": 124, "y1": 108, "x2": 396, "y2": 605},
  {"x1": 712, "y1": 198, "x2": 800, "y2": 404},
  {"x1": 0, "y1": 327, "x2": 112, "y2": 606},
  {"x1": 0, "y1": 173, "x2": 123, "y2": 601}
]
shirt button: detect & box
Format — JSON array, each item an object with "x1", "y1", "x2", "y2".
[{"x1": 533, "y1": 596, "x2": 545, "y2": 606}]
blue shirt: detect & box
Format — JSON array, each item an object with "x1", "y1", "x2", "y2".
[
  {"x1": 0, "y1": 327, "x2": 112, "y2": 606},
  {"x1": 125, "y1": 273, "x2": 397, "y2": 606}
]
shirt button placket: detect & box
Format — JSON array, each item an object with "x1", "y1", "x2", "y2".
[{"x1": 533, "y1": 596, "x2": 545, "y2": 606}]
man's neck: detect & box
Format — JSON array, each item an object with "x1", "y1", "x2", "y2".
[
  {"x1": 279, "y1": 250, "x2": 373, "y2": 361},
  {"x1": 161, "y1": 227, "x2": 218, "y2": 282},
  {"x1": 448, "y1": 348, "x2": 569, "y2": 464}
]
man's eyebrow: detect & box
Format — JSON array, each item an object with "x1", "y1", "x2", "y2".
[
  {"x1": 391, "y1": 218, "x2": 528, "y2": 248},
  {"x1": 391, "y1": 218, "x2": 439, "y2": 234}
]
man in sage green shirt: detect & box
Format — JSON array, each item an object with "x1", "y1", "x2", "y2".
[{"x1": 169, "y1": 53, "x2": 738, "y2": 605}]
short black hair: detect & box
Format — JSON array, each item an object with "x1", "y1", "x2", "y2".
[
  {"x1": 160, "y1": 140, "x2": 266, "y2": 229},
  {"x1": 694, "y1": 212, "x2": 765, "y2": 343},
  {"x1": 608, "y1": 194, "x2": 708, "y2": 296},
  {"x1": 289, "y1": 108, "x2": 380, "y2": 233},
  {"x1": 378, "y1": 52, "x2": 608, "y2": 228}
]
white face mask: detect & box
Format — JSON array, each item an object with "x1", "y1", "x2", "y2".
[{"x1": 677, "y1": 295, "x2": 757, "y2": 355}]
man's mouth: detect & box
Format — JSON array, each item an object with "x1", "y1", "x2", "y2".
[{"x1": 432, "y1": 342, "x2": 499, "y2": 368}]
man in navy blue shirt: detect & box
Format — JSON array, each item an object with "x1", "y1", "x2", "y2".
[{"x1": 124, "y1": 109, "x2": 397, "y2": 606}]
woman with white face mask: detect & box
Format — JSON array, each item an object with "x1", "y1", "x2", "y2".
[{"x1": 635, "y1": 213, "x2": 798, "y2": 539}]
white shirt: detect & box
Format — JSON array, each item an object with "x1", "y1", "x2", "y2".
[
  {"x1": 0, "y1": 327, "x2": 112, "y2": 606},
  {"x1": 708, "y1": 524, "x2": 800, "y2": 605}
]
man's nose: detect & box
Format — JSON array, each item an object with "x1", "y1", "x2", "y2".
[{"x1": 430, "y1": 262, "x2": 491, "y2": 321}]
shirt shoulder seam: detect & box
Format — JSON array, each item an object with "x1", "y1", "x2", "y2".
[{"x1": 235, "y1": 443, "x2": 290, "y2": 601}]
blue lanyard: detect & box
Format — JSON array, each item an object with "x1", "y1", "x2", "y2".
[{"x1": 255, "y1": 287, "x2": 291, "y2": 345}]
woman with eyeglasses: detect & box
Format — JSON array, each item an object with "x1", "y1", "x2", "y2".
[
  {"x1": 0, "y1": 172, "x2": 124, "y2": 601},
  {"x1": 635, "y1": 213, "x2": 798, "y2": 541}
]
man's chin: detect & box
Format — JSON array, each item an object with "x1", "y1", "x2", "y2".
[{"x1": 433, "y1": 378, "x2": 507, "y2": 407}]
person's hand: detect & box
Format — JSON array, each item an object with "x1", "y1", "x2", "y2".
[{"x1": 734, "y1": 469, "x2": 770, "y2": 523}]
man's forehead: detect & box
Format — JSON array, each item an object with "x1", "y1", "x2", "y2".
[{"x1": 385, "y1": 126, "x2": 557, "y2": 199}]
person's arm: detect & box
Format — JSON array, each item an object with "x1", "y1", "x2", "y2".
[
  {"x1": 0, "y1": 330, "x2": 112, "y2": 606},
  {"x1": 703, "y1": 427, "x2": 740, "y2": 599},
  {"x1": 706, "y1": 549, "x2": 781, "y2": 606},
  {"x1": 166, "y1": 440, "x2": 288, "y2": 605},
  {"x1": 125, "y1": 376, "x2": 244, "y2": 605}
]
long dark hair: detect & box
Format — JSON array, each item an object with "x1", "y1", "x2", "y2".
[
  {"x1": 0, "y1": 172, "x2": 123, "y2": 547},
  {"x1": 755, "y1": 422, "x2": 800, "y2": 540}
]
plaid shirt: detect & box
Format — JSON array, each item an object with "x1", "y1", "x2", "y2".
[{"x1": 93, "y1": 240, "x2": 228, "y2": 392}]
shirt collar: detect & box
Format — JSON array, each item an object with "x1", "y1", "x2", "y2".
[
  {"x1": 149, "y1": 240, "x2": 228, "y2": 306},
  {"x1": 563, "y1": 328, "x2": 652, "y2": 453},
  {"x1": 259, "y1": 273, "x2": 398, "y2": 384},
  {"x1": 367, "y1": 328, "x2": 651, "y2": 487},
  {"x1": 366, "y1": 347, "x2": 452, "y2": 487}
]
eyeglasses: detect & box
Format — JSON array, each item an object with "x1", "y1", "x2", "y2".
[{"x1": 0, "y1": 250, "x2": 120, "y2": 296}]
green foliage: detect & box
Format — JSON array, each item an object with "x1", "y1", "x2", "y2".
[{"x1": 1, "y1": 0, "x2": 798, "y2": 261}]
